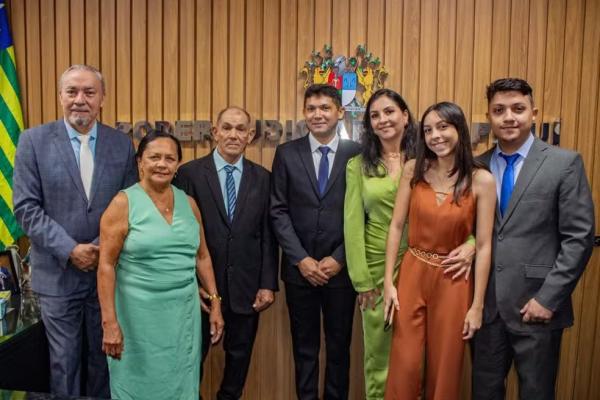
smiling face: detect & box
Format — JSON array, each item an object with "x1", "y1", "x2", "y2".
[
  {"x1": 59, "y1": 69, "x2": 104, "y2": 134},
  {"x1": 137, "y1": 137, "x2": 180, "y2": 186},
  {"x1": 368, "y1": 95, "x2": 409, "y2": 142},
  {"x1": 303, "y1": 94, "x2": 344, "y2": 142},
  {"x1": 212, "y1": 108, "x2": 255, "y2": 164},
  {"x1": 487, "y1": 90, "x2": 537, "y2": 153},
  {"x1": 422, "y1": 111, "x2": 459, "y2": 159}
]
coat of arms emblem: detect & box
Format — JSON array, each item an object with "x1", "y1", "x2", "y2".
[{"x1": 300, "y1": 44, "x2": 388, "y2": 113}]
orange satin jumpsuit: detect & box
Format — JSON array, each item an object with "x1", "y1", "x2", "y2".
[{"x1": 385, "y1": 182, "x2": 475, "y2": 400}]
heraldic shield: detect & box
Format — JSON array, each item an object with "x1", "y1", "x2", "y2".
[{"x1": 342, "y1": 72, "x2": 357, "y2": 107}]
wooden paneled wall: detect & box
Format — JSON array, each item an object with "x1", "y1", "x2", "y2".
[{"x1": 6, "y1": 0, "x2": 600, "y2": 399}]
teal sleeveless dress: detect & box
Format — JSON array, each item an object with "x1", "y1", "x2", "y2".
[{"x1": 108, "y1": 184, "x2": 201, "y2": 400}]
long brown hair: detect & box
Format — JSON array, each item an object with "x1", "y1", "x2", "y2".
[{"x1": 411, "y1": 102, "x2": 485, "y2": 203}]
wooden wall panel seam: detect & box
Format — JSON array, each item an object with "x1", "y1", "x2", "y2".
[
  {"x1": 244, "y1": 0, "x2": 248, "y2": 109},
  {"x1": 208, "y1": 0, "x2": 214, "y2": 122},
  {"x1": 227, "y1": 0, "x2": 230, "y2": 107},
  {"x1": 556, "y1": 0, "x2": 568, "y2": 133}
]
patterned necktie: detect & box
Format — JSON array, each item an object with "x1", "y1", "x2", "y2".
[
  {"x1": 79, "y1": 134, "x2": 94, "y2": 200},
  {"x1": 499, "y1": 153, "x2": 520, "y2": 216},
  {"x1": 318, "y1": 146, "x2": 331, "y2": 196},
  {"x1": 224, "y1": 165, "x2": 237, "y2": 222}
]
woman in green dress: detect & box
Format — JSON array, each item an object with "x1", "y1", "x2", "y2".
[
  {"x1": 344, "y1": 89, "x2": 475, "y2": 399},
  {"x1": 97, "y1": 131, "x2": 224, "y2": 400}
]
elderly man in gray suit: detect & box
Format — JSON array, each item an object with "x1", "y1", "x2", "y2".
[
  {"x1": 472, "y1": 78, "x2": 595, "y2": 400},
  {"x1": 13, "y1": 65, "x2": 137, "y2": 398}
]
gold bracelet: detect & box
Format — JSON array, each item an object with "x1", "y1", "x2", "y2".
[{"x1": 207, "y1": 293, "x2": 222, "y2": 302}]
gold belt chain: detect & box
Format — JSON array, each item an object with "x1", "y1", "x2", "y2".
[{"x1": 408, "y1": 247, "x2": 447, "y2": 267}]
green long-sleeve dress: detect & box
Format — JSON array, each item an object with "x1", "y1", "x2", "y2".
[
  {"x1": 108, "y1": 184, "x2": 202, "y2": 400},
  {"x1": 344, "y1": 155, "x2": 408, "y2": 400}
]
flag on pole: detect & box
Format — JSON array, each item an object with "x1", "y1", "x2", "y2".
[{"x1": 0, "y1": 1, "x2": 25, "y2": 250}]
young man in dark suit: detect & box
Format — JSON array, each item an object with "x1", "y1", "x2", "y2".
[
  {"x1": 270, "y1": 84, "x2": 361, "y2": 400},
  {"x1": 472, "y1": 78, "x2": 595, "y2": 400},
  {"x1": 174, "y1": 107, "x2": 278, "y2": 400}
]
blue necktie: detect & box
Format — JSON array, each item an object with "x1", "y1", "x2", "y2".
[
  {"x1": 500, "y1": 153, "x2": 520, "y2": 216},
  {"x1": 318, "y1": 146, "x2": 331, "y2": 196},
  {"x1": 224, "y1": 165, "x2": 236, "y2": 222}
]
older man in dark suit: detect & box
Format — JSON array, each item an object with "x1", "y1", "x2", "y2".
[
  {"x1": 174, "y1": 106, "x2": 278, "y2": 400},
  {"x1": 472, "y1": 78, "x2": 595, "y2": 400},
  {"x1": 271, "y1": 84, "x2": 360, "y2": 400},
  {"x1": 13, "y1": 65, "x2": 137, "y2": 397}
]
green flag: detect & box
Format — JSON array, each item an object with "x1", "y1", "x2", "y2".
[{"x1": 0, "y1": 0, "x2": 25, "y2": 250}]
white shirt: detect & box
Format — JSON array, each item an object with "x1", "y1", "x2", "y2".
[
  {"x1": 308, "y1": 132, "x2": 339, "y2": 179},
  {"x1": 490, "y1": 133, "x2": 535, "y2": 200}
]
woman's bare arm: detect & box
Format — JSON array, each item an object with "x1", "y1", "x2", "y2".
[{"x1": 97, "y1": 192, "x2": 129, "y2": 358}]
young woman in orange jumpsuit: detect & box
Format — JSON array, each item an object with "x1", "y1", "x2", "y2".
[{"x1": 383, "y1": 102, "x2": 496, "y2": 400}]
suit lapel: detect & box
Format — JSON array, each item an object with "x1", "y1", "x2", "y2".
[
  {"x1": 499, "y1": 139, "x2": 548, "y2": 229},
  {"x1": 296, "y1": 136, "x2": 321, "y2": 198},
  {"x1": 52, "y1": 121, "x2": 87, "y2": 202},
  {"x1": 321, "y1": 139, "x2": 349, "y2": 198},
  {"x1": 479, "y1": 148, "x2": 502, "y2": 224},
  {"x1": 90, "y1": 123, "x2": 108, "y2": 203},
  {"x1": 479, "y1": 148, "x2": 493, "y2": 168},
  {"x1": 203, "y1": 155, "x2": 230, "y2": 226},
  {"x1": 232, "y1": 159, "x2": 253, "y2": 225}
]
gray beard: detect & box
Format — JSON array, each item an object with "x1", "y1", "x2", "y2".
[{"x1": 69, "y1": 115, "x2": 91, "y2": 130}]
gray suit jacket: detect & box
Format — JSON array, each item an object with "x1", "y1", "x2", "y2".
[
  {"x1": 13, "y1": 120, "x2": 137, "y2": 296},
  {"x1": 478, "y1": 138, "x2": 595, "y2": 333}
]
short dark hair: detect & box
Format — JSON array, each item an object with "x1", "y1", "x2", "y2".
[
  {"x1": 303, "y1": 84, "x2": 342, "y2": 108},
  {"x1": 136, "y1": 130, "x2": 182, "y2": 161},
  {"x1": 486, "y1": 78, "x2": 534, "y2": 105},
  {"x1": 215, "y1": 106, "x2": 252, "y2": 125}
]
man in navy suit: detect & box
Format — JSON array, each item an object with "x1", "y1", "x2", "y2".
[
  {"x1": 271, "y1": 84, "x2": 360, "y2": 399},
  {"x1": 174, "y1": 107, "x2": 278, "y2": 400},
  {"x1": 13, "y1": 65, "x2": 137, "y2": 398}
]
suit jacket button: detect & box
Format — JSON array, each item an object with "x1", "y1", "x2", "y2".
[
  {"x1": 317, "y1": 229, "x2": 323, "y2": 234},
  {"x1": 496, "y1": 265, "x2": 503, "y2": 271},
  {"x1": 498, "y1": 234, "x2": 503, "y2": 241}
]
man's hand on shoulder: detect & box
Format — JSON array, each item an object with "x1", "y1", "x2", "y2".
[
  {"x1": 253, "y1": 289, "x2": 275, "y2": 312},
  {"x1": 70, "y1": 243, "x2": 100, "y2": 271},
  {"x1": 298, "y1": 257, "x2": 329, "y2": 286},
  {"x1": 319, "y1": 256, "x2": 342, "y2": 278},
  {"x1": 520, "y1": 298, "x2": 553, "y2": 323}
]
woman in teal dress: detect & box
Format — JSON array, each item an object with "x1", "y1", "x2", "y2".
[
  {"x1": 344, "y1": 89, "x2": 475, "y2": 399},
  {"x1": 97, "y1": 131, "x2": 224, "y2": 400}
]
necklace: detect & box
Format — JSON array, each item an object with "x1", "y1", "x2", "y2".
[
  {"x1": 428, "y1": 168, "x2": 455, "y2": 192},
  {"x1": 160, "y1": 198, "x2": 173, "y2": 213},
  {"x1": 383, "y1": 152, "x2": 401, "y2": 159},
  {"x1": 380, "y1": 155, "x2": 403, "y2": 180},
  {"x1": 144, "y1": 186, "x2": 173, "y2": 214}
]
